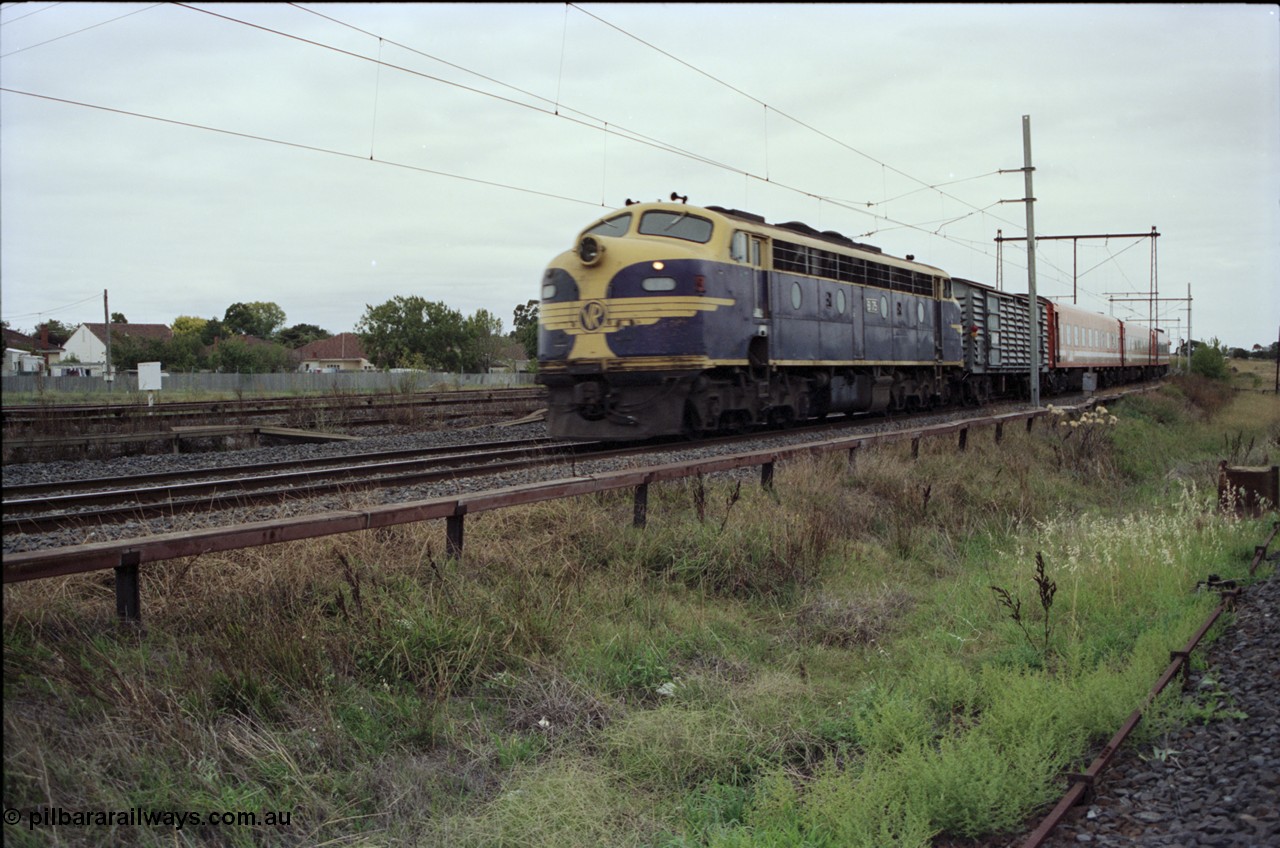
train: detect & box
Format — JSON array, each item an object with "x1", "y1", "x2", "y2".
[{"x1": 536, "y1": 198, "x2": 1169, "y2": 440}]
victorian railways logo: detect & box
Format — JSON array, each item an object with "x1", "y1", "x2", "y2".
[
  {"x1": 540, "y1": 293, "x2": 738, "y2": 360},
  {"x1": 578, "y1": 300, "x2": 608, "y2": 332}
]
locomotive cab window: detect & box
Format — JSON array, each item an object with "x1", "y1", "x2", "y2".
[
  {"x1": 639, "y1": 211, "x2": 713, "y2": 243},
  {"x1": 584, "y1": 213, "x2": 631, "y2": 238}
]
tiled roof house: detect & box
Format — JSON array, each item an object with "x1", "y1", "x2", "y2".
[{"x1": 294, "y1": 333, "x2": 374, "y2": 372}]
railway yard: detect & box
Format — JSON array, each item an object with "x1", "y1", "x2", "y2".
[{"x1": 3, "y1": 376, "x2": 1277, "y2": 847}]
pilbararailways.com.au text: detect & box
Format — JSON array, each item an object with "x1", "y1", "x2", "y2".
[{"x1": 4, "y1": 806, "x2": 293, "y2": 831}]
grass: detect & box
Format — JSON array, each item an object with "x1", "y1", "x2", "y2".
[{"x1": 4, "y1": 374, "x2": 1278, "y2": 847}]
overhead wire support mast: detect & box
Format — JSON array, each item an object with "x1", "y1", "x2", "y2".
[
  {"x1": 1107, "y1": 287, "x2": 1191, "y2": 371},
  {"x1": 998, "y1": 115, "x2": 1039, "y2": 407},
  {"x1": 995, "y1": 228, "x2": 1160, "y2": 305}
]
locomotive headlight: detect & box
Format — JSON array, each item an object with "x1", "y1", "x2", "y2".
[
  {"x1": 578, "y1": 236, "x2": 604, "y2": 266},
  {"x1": 651, "y1": 261, "x2": 665, "y2": 270}
]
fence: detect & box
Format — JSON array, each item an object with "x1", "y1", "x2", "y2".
[{"x1": 1, "y1": 370, "x2": 536, "y2": 397}]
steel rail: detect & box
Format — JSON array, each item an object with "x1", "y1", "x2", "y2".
[
  {"x1": 1, "y1": 387, "x2": 546, "y2": 422},
  {"x1": 1020, "y1": 519, "x2": 1278, "y2": 848},
  {"x1": 2, "y1": 437, "x2": 566, "y2": 498},
  {"x1": 2, "y1": 405, "x2": 1067, "y2": 584},
  {"x1": 2, "y1": 441, "x2": 612, "y2": 535},
  {"x1": 3, "y1": 387, "x2": 1154, "y2": 624}
]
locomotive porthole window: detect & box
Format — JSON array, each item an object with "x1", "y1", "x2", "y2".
[
  {"x1": 836, "y1": 288, "x2": 846, "y2": 314},
  {"x1": 917, "y1": 302, "x2": 925, "y2": 324},
  {"x1": 791, "y1": 282, "x2": 802, "y2": 310},
  {"x1": 879, "y1": 295, "x2": 888, "y2": 318}
]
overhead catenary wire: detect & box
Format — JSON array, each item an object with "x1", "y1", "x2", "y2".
[
  {"x1": 0, "y1": 86, "x2": 602, "y2": 209},
  {"x1": 4, "y1": 2, "x2": 1142, "y2": 295},
  {"x1": 3, "y1": 2, "x2": 981, "y2": 254},
  {"x1": 217, "y1": 3, "x2": 1013, "y2": 251},
  {"x1": 566, "y1": 3, "x2": 1026, "y2": 232},
  {"x1": 0, "y1": 3, "x2": 161, "y2": 58}
]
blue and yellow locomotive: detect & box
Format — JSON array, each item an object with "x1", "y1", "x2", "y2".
[{"x1": 537, "y1": 198, "x2": 967, "y2": 439}]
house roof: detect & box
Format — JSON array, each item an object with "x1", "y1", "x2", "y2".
[
  {"x1": 3, "y1": 328, "x2": 63, "y2": 352},
  {"x1": 80, "y1": 323, "x2": 173, "y2": 343},
  {"x1": 295, "y1": 333, "x2": 369, "y2": 361}
]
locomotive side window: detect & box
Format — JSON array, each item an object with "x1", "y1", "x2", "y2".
[
  {"x1": 791, "y1": 282, "x2": 802, "y2": 310},
  {"x1": 542, "y1": 283, "x2": 556, "y2": 299},
  {"x1": 638, "y1": 211, "x2": 713, "y2": 243},
  {"x1": 584, "y1": 213, "x2": 631, "y2": 238},
  {"x1": 731, "y1": 231, "x2": 765, "y2": 266},
  {"x1": 836, "y1": 288, "x2": 847, "y2": 314}
]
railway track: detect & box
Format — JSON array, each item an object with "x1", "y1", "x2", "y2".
[
  {"x1": 1, "y1": 387, "x2": 548, "y2": 462},
  {"x1": 2, "y1": 387, "x2": 546, "y2": 427},
  {"x1": 0, "y1": 406, "x2": 961, "y2": 543},
  {"x1": 4, "y1": 387, "x2": 1146, "y2": 552},
  {"x1": 2, "y1": 436, "x2": 596, "y2": 535}
]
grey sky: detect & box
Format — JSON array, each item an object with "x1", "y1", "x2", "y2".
[{"x1": 2, "y1": 3, "x2": 1277, "y2": 350}]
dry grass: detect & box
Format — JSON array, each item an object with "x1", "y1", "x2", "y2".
[{"x1": 4, "y1": 380, "x2": 1278, "y2": 847}]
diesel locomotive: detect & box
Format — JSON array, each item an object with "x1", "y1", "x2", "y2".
[{"x1": 536, "y1": 198, "x2": 1168, "y2": 440}]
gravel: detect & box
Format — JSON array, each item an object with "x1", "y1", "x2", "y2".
[
  {"x1": 1039, "y1": 563, "x2": 1279, "y2": 848},
  {"x1": 8, "y1": 387, "x2": 1275, "y2": 846},
  {"x1": 2, "y1": 400, "x2": 1047, "y2": 554}
]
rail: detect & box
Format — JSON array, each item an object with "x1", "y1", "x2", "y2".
[
  {"x1": 1019, "y1": 519, "x2": 1279, "y2": 847},
  {"x1": 3, "y1": 391, "x2": 1149, "y2": 621}
]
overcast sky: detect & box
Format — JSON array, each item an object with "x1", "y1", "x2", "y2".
[{"x1": 2, "y1": 3, "x2": 1277, "y2": 350}]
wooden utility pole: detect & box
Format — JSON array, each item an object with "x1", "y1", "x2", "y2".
[{"x1": 103, "y1": 289, "x2": 112, "y2": 393}]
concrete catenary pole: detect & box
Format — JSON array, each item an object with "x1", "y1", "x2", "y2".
[{"x1": 1022, "y1": 116, "x2": 1040, "y2": 407}]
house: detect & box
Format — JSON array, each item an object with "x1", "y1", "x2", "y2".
[
  {"x1": 62, "y1": 323, "x2": 173, "y2": 375},
  {"x1": 2, "y1": 327, "x2": 63, "y2": 375},
  {"x1": 294, "y1": 333, "x2": 375, "y2": 372}
]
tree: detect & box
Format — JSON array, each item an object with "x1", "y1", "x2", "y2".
[
  {"x1": 172, "y1": 316, "x2": 209, "y2": 337},
  {"x1": 110, "y1": 312, "x2": 128, "y2": 324},
  {"x1": 462, "y1": 309, "x2": 504, "y2": 373},
  {"x1": 34, "y1": 319, "x2": 75, "y2": 346},
  {"x1": 110, "y1": 334, "x2": 167, "y2": 371},
  {"x1": 1190, "y1": 337, "x2": 1229, "y2": 380},
  {"x1": 512, "y1": 299, "x2": 539, "y2": 360},
  {"x1": 222, "y1": 302, "x2": 286, "y2": 340},
  {"x1": 356, "y1": 296, "x2": 466, "y2": 370},
  {"x1": 209, "y1": 337, "x2": 292, "y2": 373},
  {"x1": 199, "y1": 318, "x2": 226, "y2": 346},
  {"x1": 277, "y1": 323, "x2": 332, "y2": 349}
]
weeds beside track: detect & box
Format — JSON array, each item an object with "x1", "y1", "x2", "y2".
[{"x1": 3, "y1": 376, "x2": 1278, "y2": 848}]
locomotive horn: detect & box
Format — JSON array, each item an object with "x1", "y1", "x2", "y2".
[{"x1": 670, "y1": 192, "x2": 688, "y2": 204}]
